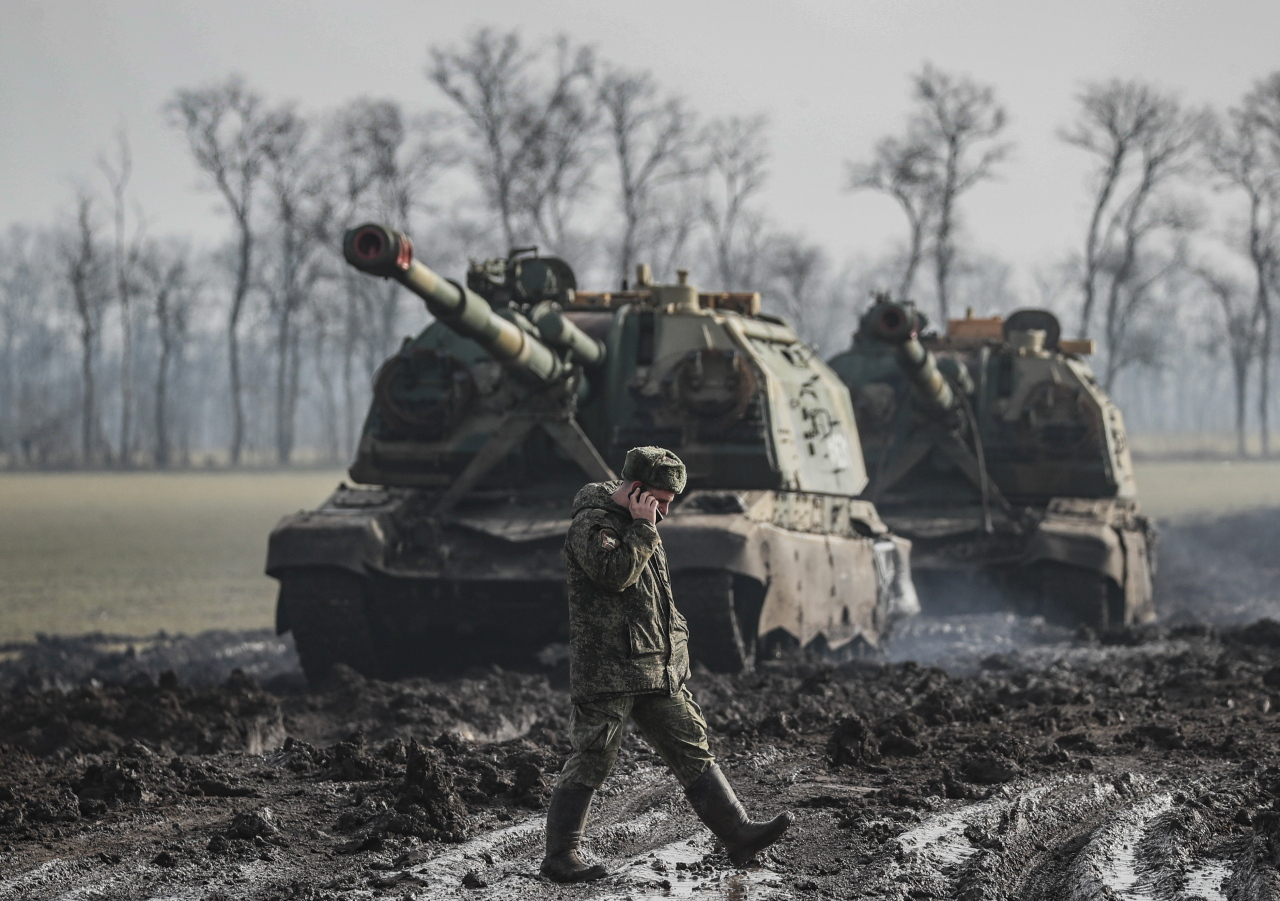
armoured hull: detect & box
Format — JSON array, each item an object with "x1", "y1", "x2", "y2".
[
  {"x1": 268, "y1": 483, "x2": 917, "y2": 682},
  {"x1": 875, "y1": 501, "x2": 1154, "y2": 629}
]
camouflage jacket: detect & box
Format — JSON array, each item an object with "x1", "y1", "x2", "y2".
[{"x1": 563, "y1": 481, "x2": 691, "y2": 704}]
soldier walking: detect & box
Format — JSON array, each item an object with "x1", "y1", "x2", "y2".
[{"x1": 541, "y1": 446, "x2": 793, "y2": 883}]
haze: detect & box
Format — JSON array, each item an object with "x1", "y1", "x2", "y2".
[{"x1": 3, "y1": 0, "x2": 1277, "y2": 294}]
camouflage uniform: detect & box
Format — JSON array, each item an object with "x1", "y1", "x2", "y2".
[
  {"x1": 563, "y1": 480, "x2": 690, "y2": 702},
  {"x1": 542, "y1": 448, "x2": 792, "y2": 883},
  {"x1": 556, "y1": 452, "x2": 713, "y2": 791}
]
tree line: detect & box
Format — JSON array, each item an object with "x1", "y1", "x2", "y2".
[
  {"x1": 852, "y1": 70, "x2": 1280, "y2": 458},
  {"x1": 3, "y1": 28, "x2": 1280, "y2": 468}
]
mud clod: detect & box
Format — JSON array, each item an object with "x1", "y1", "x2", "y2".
[
  {"x1": 384, "y1": 740, "x2": 468, "y2": 840},
  {"x1": 0, "y1": 667, "x2": 285, "y2": 757},
  {"x1": 829, "y1": 714, "x2": 880, "y2": 766},
  {"x1": 960, "y1": 753, "x2": 1022, "y2": 784},
  {"x1": 5, "y1": 509, "x2": 1280, "y2": 898},
  {"x1": 227, "y1": 808, "x2": 279, "y2": 840},
  {"x1": 74, "y1": 758, "x2": 149, "y2": 811}
]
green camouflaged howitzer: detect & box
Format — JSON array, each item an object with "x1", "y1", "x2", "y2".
[
  {"x1": 828, "y1": 296, "x2": 1155, "y2": 631},
  {"x1": 266, "y1": 224, "x2": 918, "y2": 685}
]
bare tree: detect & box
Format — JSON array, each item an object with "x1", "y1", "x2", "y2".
[
  {"x1": 167, "y1": 76, "x2": 277, "y2": 466},
  {"x1": 1098, "y1": 212, "x2": 1197, "y2": 389},
  {"x1": 98, "y1": 130, "x2": 145, "y2": 466},
  {"x1": 1063, "y1": 80, "x2": 1202, "y2": 389},
  {"x1": 304, "y1": 290, "x2": 346, "y2": 464},
  {"x1": 329, "y1": 97, "x2": 453, "y2": 364},
  {"x1": 0, "y1": 227, "x2": 30, "y2": 459},
  {"x1": 1208, "y1": 74, "x2": 1280, "y2": 457},
  {"x1": 598, "y1": 67, "x2": 696, "y2": 285},
  {"x1": 846, "y1": 135, "x2": 937, "y2": 301},
  {"x1": 1194, "y1": 265, "x2": 1261, "y2": 456},
  {"x1": 1061, "y1": 80, "x2": 1170, "y2": 339},
  {"x1": 429, "y1": 28, "x2": 597, "y2": 253},
  {"x1": 58, "y1": 191, "x2": 110, "y2": 465},
  {"x1": 847, "y1": 65, "x2": 1008, "y2": 317},
  {"x1": 140, "y1": 240, "x2": 194, "y2": 468},
  {"x1": 766, "y1": 233, "x2": 828, "y2": 341},
  {"x1": 261, "y1": 108, "x2": 332, "y2": 465},
  {"x1": 428, "y1": 29, "x2": 529, "y2": 249},
  {"x1": 910, "y1": 64, "x2": 1011, "y2": 321},
  {"x1": 330, "y1": 99, "x2": 447, "y2": 229},
  {"x1": 1, "y1": 225, "x2": 79, "y2": 467},
  {"x1": 520, "y1": 38, "x2": 600, "y2": 255},
  {"x1": 701, "y1": 115, "x2": 770, "y2": 291}
]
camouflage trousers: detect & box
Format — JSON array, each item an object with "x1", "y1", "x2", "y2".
[{"x1": 556, "y1": 685, "x2": 715, "y2": 790}]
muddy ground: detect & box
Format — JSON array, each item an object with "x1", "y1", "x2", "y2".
[{"x1": 3, "y1": 510, "x2": 1280, "y2": 900}]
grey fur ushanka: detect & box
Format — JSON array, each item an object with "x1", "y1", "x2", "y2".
[{"x1": 563, "y1": 481, "x2": 691, "y2": 704}]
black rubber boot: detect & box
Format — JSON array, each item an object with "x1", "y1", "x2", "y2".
[
  {"x1": 540, "y1": 783, "x2": 609, "y2": 883},
  {"x1": 684, "y1": 764, "x2": 794, "y2": 867}
]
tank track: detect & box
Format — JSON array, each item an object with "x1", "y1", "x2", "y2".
[
  {"x1": 1037, "y1": 562, "x2": 1124, "y2": 632},
  {"x1": 675, "y1": 569, "x2": 755, "y2": 673},
  {"x1": 276, "y1": 568, "x2": 381, "y2": 685}
]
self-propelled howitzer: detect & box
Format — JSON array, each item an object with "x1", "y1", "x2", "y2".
[
  {"x1": 266, "y1": 225, "x2": 918, "y2": 685},
  {"x1": 829, "y1": 296, "x2": 1155, "y2": 631}
]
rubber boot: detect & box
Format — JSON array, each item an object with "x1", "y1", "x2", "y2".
[
  {"x1": 684, "y1": 764, "x2": 794, "y2": 867},
  {"x1": 540, "y1": 783, "x2": 609, "y2": 883}
]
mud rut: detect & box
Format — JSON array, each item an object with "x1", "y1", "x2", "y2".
[{"x1": 3, "y1": 510, "x2": 1280, "y2": 900}]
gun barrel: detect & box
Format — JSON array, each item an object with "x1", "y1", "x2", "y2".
[
  {"x1": 530, "y1": 302, "x2": 605, "y2": 367},
  {"x1": 343, "y1": 223, "x2": 568, "y2": 384},
  {"x1": 866, "y1": 300, "x2": 957, "y2": 415}
]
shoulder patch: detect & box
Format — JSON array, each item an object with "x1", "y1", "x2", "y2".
[{"x1": 599, "y1": 528, "x2": 620, "y2": 551}]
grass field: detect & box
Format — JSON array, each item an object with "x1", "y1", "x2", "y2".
[
  {"x1": 0, "y1": 470, "x2": 344, "y2": 644},
  {"x1": 1136, "y1": 459, "x2": 1280, "y2": 520},
  {"x1": 1, "y1": 459, "x2": 1279, "y2": 643}
]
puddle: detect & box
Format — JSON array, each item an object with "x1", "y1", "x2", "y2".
[
  {"x1": 1182, "y1": 860, "x2": 1229, "y2": 901},
  {"x1": 368, "y1": 807, "x2": 786, "y2": 900},
  {"x1": 592, "y1": 833, "x2": 785, "y2": 900}
]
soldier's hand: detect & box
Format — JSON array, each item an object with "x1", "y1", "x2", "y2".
[{"x1": 628, "y1": 486, "x2": 659, "y2": 524}]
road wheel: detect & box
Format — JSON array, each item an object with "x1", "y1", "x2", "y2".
[
  {"x1": 277, "y1": 568, "x2": 382, "y2": 686},
  {"x1": 1038, "y1": 562, "x2": 1118, "y2": 632},
  {"x1": 675, "y1": 570, "x2": 755, "y2": 673}
]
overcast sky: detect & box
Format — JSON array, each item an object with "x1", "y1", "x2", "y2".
[{"x1": 2, "y1": 0, "x2": 1277, "y2": 297}]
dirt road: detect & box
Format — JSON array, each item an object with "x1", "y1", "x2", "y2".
[{"x1": 2, "y1": 510, "x2": 1280, "y2": 900}]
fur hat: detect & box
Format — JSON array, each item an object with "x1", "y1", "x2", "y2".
[{"x1": 620, "y1": 446, "x2": 687, "y2": 494}]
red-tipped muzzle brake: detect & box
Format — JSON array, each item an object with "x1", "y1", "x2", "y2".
[{"x1": 343, "y1": 223, "x2": 413, "y2": 278}]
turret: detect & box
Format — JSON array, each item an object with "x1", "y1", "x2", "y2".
[
  {"x1": 862, "y1": 298, "x2": 959, "y2": 418},
  {"x1": 343, "y1": 222, "x2": 603, "y2": 384}
]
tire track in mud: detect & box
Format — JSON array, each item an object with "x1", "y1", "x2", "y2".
[
  {"x1": 321, "y1": 763, "x2": 785, "y2": 901},
  {"x1": 6, "y1": 588, "x2": 1280, "y2": 899},
  {"x1": 839, "y1": 771, "x2": 1278, "y2": 901},
  {"x1": 386, "y1": 810, "x2": 784, "y2": 900}
]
